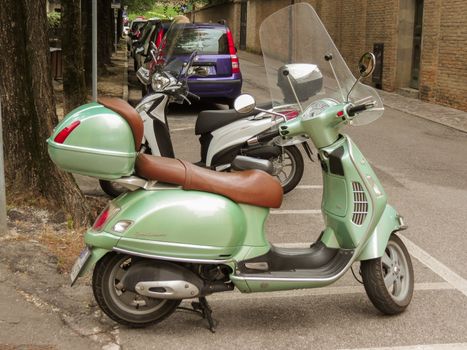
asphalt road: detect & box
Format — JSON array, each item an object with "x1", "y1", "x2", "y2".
[{"x1": 104, "y1": 56, "x2": 467, "y2": 350}]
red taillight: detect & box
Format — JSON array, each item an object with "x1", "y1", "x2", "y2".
[
  {"x1": 92, "y1": 207, "x2": 110, "y2": 232},
  {"x1": 92, "y1": 204, "x2": 120, "y2": 232},
  {"x1": 53, "y1": 120, "x2": 80, "y2": 144},
  {"x1": 226, "y1": 29, "x2": 240, "y2": 74},
  {"x1": 282, "y1": 110, "x2": 300, "y2": 120}
]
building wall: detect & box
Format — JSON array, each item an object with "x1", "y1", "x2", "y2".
[
  {"x1": 189, "y1": 1, "x2": 242, "y2": 46},
  {"x1": 191, "y1": 0, "x2": 467, "y2": 111},
  {"x1": 420, "y1": 0, "x2": 467, "y2": 110}
]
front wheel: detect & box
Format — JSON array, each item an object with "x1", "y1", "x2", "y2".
[
  {"x1": 361, "y1": 234, "x2": 414, "y2": 315},
  {"x1": 271, "y1": 145, "x2": 304, "y2": 193},
  {"x1": 92, "y1": 253, "x2": 180, "y2": 328}
]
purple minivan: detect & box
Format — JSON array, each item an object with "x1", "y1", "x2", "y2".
[{"x1": 166, "y1": 23, "x2": 242, "y2": 107}]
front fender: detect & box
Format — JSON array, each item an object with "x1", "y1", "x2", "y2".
[{"x1": 357, "y1": 204, "x2": 404, "y2": 261}]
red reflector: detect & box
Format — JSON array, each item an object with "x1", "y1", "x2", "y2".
[
  {"x1": 92, "y1": 207, "x2": 110, "y2": 231},
  {"x1": 337, "y1": 111, "x2": 344, "y2": 117},
  {"x1": 53, "y1": 120, "x2": 80, "y2": 144}
]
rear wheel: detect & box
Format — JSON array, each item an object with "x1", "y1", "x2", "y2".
[
  {"x1": 271, "y1": 145, "x2": 304, "y2": 193},
  {"x1": 361, "y1": 234, "x2": 414, "y2": 315},
  {"x1": 99, "y1": 179, "x2": 126, "y2": 198},
  {"x1": 92, "y1": 253, "x2": 180, "y2": 328}
]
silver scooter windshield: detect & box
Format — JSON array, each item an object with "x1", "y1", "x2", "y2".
[
  {"x1": 260, "y1": 3, "x2": 384, "y2": 125},
  {"x1": 156, "y1": 16, "x2": 192, "y2": 74}
]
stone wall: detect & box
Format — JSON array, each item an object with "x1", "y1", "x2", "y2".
[
  {"x1": 188, "y1": 1, "x2": 242, "y2": 46},
  {"x1": 190, "y1": 0, "x2": 467, "y2": 111}
]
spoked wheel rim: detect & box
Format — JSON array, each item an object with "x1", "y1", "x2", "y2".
[
  {"x1": 381, "y1": 241, "x2": 411, "y2": 303},
  {"x1": 107, "y1": 256, "x2": 167, "y2": 315},
  {"x1": 272, "y1": 148, "x2": 296, "y2": 188}
]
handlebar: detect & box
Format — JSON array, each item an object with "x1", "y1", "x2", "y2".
[
  {"x1": 347, "y1": 102, "x2": 376, "y2": 117},
  {"x1": 247, "y1": 129, "x2": 280, "y2": 145},
  {"x1": 187, "y1": 91, "x2": 200, "y2": 101}
]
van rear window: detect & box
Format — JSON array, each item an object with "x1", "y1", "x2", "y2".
[{"x1": 172, "y1": 28, "x2": 228, "y2": 55}]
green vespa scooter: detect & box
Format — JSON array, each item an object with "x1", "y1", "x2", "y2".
[{"x1": 48, "y1": 3, "x2": 413, "y2": 331}]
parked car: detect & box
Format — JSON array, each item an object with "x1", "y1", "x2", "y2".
[
  {"x1": 133, "y1": 18, "x2": 167, "y2": 71},
  {"x1": 127, "y1": 18, "x2": 147, "y2": 53},
  {"x1": 160, "y1": 22, "x2": 243, "y2": 107}
]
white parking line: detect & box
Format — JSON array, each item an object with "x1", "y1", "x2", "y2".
[
  {"x1": 207, "y1": 282, "x2": 452, "y2": 302},
  {"x1": 341, "y1": 343, "x2": 467, "y2": 350},
  {"x1": 401, "y1": 235, "x2": 467, "y2": 298},
  {"x1": 295, "y1": 185, "x2": 323, "y2": 189},
  {"x1": 270, "y1": 209, "x2": 321, "y2": 215},
  {"x1": 171, "y1": 126, "x2": 195, "y2": 131}
]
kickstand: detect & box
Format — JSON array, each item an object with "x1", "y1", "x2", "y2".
[{"x1": 191, "y1": 297, "x2": 217, "y2": 333}]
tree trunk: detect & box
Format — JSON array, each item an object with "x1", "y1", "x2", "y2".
[
  {"x1": 62, "y1": 0, "x2": 88, "y2": 114},
  {"x1": 117, "y1": 8, "x2": 123, "y2": 40},
  {"x1": 98, "y1": 0, "x2": 112, "y2": 68},
  {"x1": 0, "y1": 0, "x2": 91, "y2": 227}
]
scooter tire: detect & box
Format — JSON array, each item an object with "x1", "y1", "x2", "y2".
[
  {"x1": 99, "y1": 179, "x2": 126, "y2": 198},
  {"x1": 361, "y1": 234, "x2": 414, "y2": 315},
  {"x1": 92, "y1": 253, "x2": 180, "y2": 328},
  {"x1": 275, "y1": 145, "x2": 304, "y2": 194}
]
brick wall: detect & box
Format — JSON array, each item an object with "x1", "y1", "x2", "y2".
[
  {"x1": 420, "y1": 0, "x2": 467, "y2": 110},
  {"x1": 191, "y1": 0, "x2": 467, "y2": 111}
]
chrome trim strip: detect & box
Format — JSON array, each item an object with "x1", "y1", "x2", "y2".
[
  {"x1": 112, "y1": 247, "x2": 233, "y2": 264},
  {"x1": 118, "y1": 237, "x2": 222, "y2": 251},
  {"x1": 237, "y1": 275, "x2": 339, "y2": 282},
  {"x1": 48, "y1": 141, "x2": 136, "y2": 158}
]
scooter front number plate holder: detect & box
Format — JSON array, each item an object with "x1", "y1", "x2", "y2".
[{"x1": 70, "y1": 246, "x2": 91, "y2": 285}]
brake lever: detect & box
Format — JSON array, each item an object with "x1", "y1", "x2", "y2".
[{"x1": 180, "y1": 94, "x2": 192, "y2": 105}]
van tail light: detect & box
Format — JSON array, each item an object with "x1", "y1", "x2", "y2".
[
  {"x1": 226, "y1": 29, "x2": 240, "y2": 74},
  {"x1": 92, "y1": 203, "x2": 120, "y2": 232},
  {"x1": 54, "y1": 120, "x2": 80, "y2": 144},
  {"x1": 155, "y1": 29, "x2": 164, "y2": 48}
]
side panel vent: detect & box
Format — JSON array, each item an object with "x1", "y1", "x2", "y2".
[{"x1": 352, "y1": 182, "x2": 368, "y2": 225}]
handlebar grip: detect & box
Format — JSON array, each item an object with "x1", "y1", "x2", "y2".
[
  {"x1": 256, "y1": 129, "x2": 280, "y2": 143},
  {"x1": 347, "y1": 104, "x2": 369, "y2": 117},
  {"x1": 187, "y1": 91, "x2": 200, "y2": 101}
]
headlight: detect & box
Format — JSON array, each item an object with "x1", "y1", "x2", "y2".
[{"x1": 151, "y1": 74, "x2": 170, "y2": 92}]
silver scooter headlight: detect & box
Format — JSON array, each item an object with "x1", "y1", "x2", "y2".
[{"x1": 151, "y1": 74, "x2": 170, "y2": 92}]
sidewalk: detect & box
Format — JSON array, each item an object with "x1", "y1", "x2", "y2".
[{"x1": 238, "y1": 50, "x2": 467, "y2": 134}]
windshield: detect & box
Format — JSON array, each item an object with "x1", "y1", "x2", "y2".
[
  {"x1": 156, "y1": 17, "x2": 192, "y2": 75},
  {"x1": 169, "y1": 27, "x2": 228, "y2": 55},
  {"x1": 259, "y1": 3, "x2": 384, "y2": 125}
]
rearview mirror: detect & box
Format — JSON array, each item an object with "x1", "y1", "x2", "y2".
[
  {"x1": 234, "y1": 94, "x2": 256, "y2": 114},
  {"x1": 358, "y1": 52, "x2": 376, "y2": 78}
]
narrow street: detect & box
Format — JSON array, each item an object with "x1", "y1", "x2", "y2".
[{"x1": 1, "y1": 52, "x2": 466, "y2": 350}]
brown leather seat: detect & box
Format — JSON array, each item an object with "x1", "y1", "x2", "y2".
[
  {"x1": 98, "y1": 97, "x2": 143, "y2": 151},
  {"x1": 135, "y1": 154, "x2": 283, "y2": 208}
]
